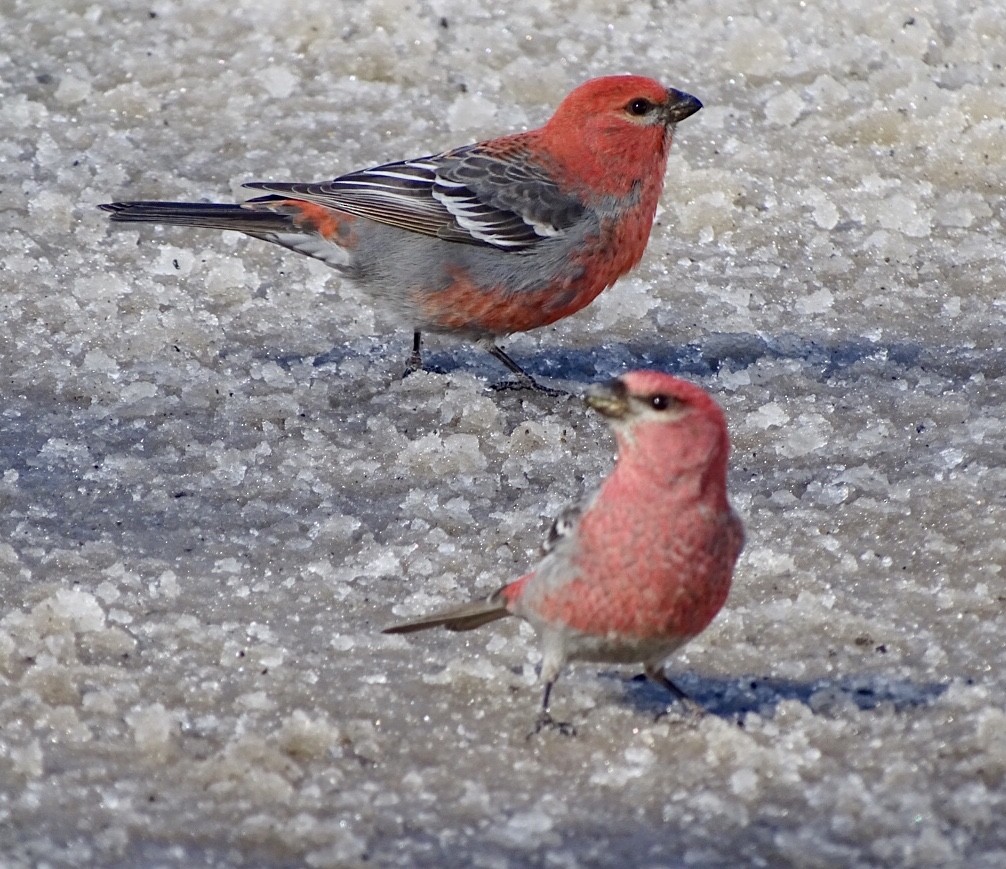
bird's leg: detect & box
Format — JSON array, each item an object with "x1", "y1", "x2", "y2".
[
  {"x1": 403, "y1": 331, "x2": 424, "y2": 377},
  {"x1": 528, "y1": 679, "x2": 576, "y2": 738},
  {"x1": 645, "y1": 664, "x2": 705, "y2": 720},
  {"x1": 486, "y1": 343, "x2": 567, "y2": 397}
]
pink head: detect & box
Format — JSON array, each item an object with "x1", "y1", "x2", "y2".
[
  {"x1": 585, "y1": 371, "x2": 731, "y2": 493},
  {"x1": 539, "y1": 75, "x2": 702, "y2": 196}
]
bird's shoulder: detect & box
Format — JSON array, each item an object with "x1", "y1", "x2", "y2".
[{"x1": 541, "y1": 501, "x2": 584, "y2": 556}]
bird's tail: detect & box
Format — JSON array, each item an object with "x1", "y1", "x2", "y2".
[
  {"x1": 383, "y1": 594, "x2": 510, "y2": 634},
  {"x1": 99, "y1": 201, "x2": 294, "y2": 235},
  {"x1": 383, "y1": 574, "x2": 532, "y2": 634}
]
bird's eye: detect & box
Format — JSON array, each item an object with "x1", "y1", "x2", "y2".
[
  {"x1": 626, "y1": 98, "x2": 654, "y2": 116},
  {"x1": 650, "y1": 394, "x2": 671, "y2": 410}
]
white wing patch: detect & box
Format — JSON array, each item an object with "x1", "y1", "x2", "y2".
[
  {"x1": 243, "y1": 152, "x2": 579, "y2": 251},
  {"x1": 432, "y1": 178, "x2": 562, "y2": 247},
  {"x1": 543, "y1": 504, "x2": 582, "y2": 555}
]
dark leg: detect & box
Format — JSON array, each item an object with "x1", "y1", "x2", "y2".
[
  {"x1": 404, "y1": 331, "x2": 423, "y2": 377},
  {"x1": 487, "y1": 344, "x2": 567, "y2": 397},
  {"x1": 528, "y1": 679, "x2": 576, "y2": 738},
  {"x1": 645, "y1": 664, "x2": 705, "y2": 719}
]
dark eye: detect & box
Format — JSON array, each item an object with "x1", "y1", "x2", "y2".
[
  {"x1": 626, "y1": 98, "x2": 654, "y2": 116},
  {"x1": 650, "y1": 394, "x2": 670, "y2": 410}
]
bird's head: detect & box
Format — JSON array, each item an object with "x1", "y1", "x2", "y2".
[
  {"x1": 551, "y1": 75, "x2": 702, "y2": 135},
  {"x1": 542, "y1": 75, "x2": 702, "y2": 194},
  {"x1": 585, "y1": 370, "x2": 730, "y2": 488}
]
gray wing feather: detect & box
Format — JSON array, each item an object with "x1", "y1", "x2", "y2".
[{"x1": 243, "y1": 145, "x2": 585, "y2": 251}]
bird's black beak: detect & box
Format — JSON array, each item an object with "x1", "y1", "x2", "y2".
[
  {"x1": 664, "y1": 89, "x2": 703, "y2": 124},
  {"x1": 585, "y1": 378, "x2": 630, "y2": 419}
]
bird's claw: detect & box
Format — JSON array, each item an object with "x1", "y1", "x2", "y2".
[
  {"x1": 401, "y1": 358, "x2": 447, "y2": 379},
  {"x1": 492, "y1": 377, "x2": 568, "y2": 397},
  {"x1": 654, "y1": 696, "x2": 706, "y2": 725},
  {"x1": 527, "y1": 711, "x2": 577, "y2": 739},
  {"x1": 402, "y1": 358, "x2": 423, "y2": 378}
]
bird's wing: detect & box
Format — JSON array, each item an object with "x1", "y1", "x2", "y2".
[
  {"x1": 542, "y1": 502, "x2": 584, "y2": 555},
  {"x1": 243, "y1": 144, "x2": 585, "y2": 250}
]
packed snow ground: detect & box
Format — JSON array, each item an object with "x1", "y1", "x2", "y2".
[{"x1": 2, "y1": 0, "x2": 1005, "y2": 866}]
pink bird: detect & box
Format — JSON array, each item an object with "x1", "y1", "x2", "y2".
[
  {"x1": 384, "y1": 371, "x2": 744, "y2": 731},
  {"x1": 99, "y1": 76, "x2": 702, "y2": 391}
]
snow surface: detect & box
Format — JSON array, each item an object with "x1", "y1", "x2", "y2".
[{"x1": 3, "y1": 0, "x2": 1005, "y2": 866}]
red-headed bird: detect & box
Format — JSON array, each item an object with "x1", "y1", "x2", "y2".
[
  {"x1": 385, "y1": 371, "x2": 744, "y2": 731},
  {"x1": 101, "y1": 77, "x2": 701, "y2": 391}
]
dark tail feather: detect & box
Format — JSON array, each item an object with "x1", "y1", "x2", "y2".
[
  {"x1": 99, "y1": 201, "x2": 293, "y2": 234},
  {"x1": 383, "y1": 597, "x2": 510, "y2": 634}
]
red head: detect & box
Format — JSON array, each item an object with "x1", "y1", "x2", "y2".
[
  {"x1": 537, "y1": 76, "x2": 702, "y2": 197},
  {"x1": 585, "y1": 370, "x2": 730, "y2": 497}
]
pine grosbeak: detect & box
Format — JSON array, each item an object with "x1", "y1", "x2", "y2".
[
  {"x1": 100, "y1": 76, "x2": 701, "y2": 391},
  {"x1": 385, "y1": 371, "x2": 744, "y2": 731}
]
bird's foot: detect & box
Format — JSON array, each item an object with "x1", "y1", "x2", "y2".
[
  {"x1": 654, "y1": 696, "x2": 706, "y2": 725},
  {"x1": 484, "y1": 343, "x2": 568, "y2": 397},
  {"x1": 527, "y1": 710, "x2": 577, "y2": 739},
  {"x1": 402, "y1": 354, "x2": 423, "y2": 378},
  {"x1": 492, "y1": 375, "x2": 568, "y2": 397},
  {"x1": 402, "y1": 355, "x2": 446, "y2": 379},
  {"x1": 403, "y1": 330, "x2": 426, "y2": 378},
  {"x1": 644, "y1": 665, "x2": 706, "y2": 723}
]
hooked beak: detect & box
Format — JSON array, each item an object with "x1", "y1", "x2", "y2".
[
  {"x1": 663, "y1": 89, "x2": 703, "y2": 124},
  {"x1": 585, "y1": 378, "x2": 630, "y2": 419}
]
